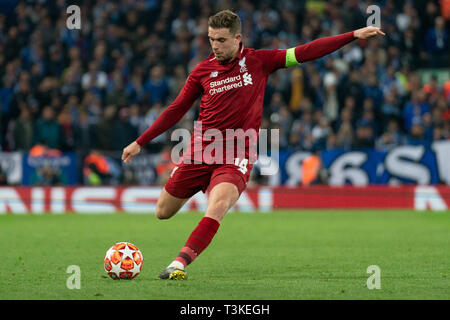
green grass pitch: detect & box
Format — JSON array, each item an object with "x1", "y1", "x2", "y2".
[{"x1": 0, "y1": 210, "x2": 449, "y2": 300}]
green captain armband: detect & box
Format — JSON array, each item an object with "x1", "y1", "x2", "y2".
[{"x1": 285, "y1": 47, "x2": 300, "y2": 67}]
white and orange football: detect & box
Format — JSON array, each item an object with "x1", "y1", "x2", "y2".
[{"x1": 104, "y1": 242, "x2": 143, "y2": 279}]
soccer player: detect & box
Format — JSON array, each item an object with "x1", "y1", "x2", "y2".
[{"x1": 121, "y1": 10, "x2": 385, "y2": 280}]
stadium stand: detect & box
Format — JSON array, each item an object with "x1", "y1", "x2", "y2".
[{"x1": 0, "y1": 0, "x2": 449, "y2": 186}]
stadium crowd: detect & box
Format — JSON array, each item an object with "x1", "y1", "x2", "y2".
[{"x1": 0, "y1": 0, "x2": 449, "y2": 178}]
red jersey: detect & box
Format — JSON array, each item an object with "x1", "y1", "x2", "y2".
[
  {"x1": 138, "y1": 44, "x2": 286, "y2": 164},
  {"x1": 193, "y1": 44, "x2": 285, "y2": 130},
  {"x1": 136, "y1": 32, "x2": 356, "y2": 165},
  {"x1": 188, "y1": 44, "x2": 287, "y2": 164}
]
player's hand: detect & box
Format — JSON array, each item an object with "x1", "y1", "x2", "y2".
[
  {"x1": 354, "y1": 26, "x2": 385, "y2": 39},
  {"x1": 122, "y1": 141, "x2": 141, "y2": 164}
]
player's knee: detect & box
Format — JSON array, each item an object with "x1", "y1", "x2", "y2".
[
  {"x1": 219, "y1": 196, "x2": 236, "y2": 209},
  {"x1": 207, "y1": 199, "x2": 232, "y2": 217},
  {"x1": 155, "y1": 210, "x2": 171, "y2": 220},
  {"x1": 214, "y1": 199, "x2": 232, "y2": 211},
  {"x1": 155, "y1": 205, "x2": 172, "y2": 220}
]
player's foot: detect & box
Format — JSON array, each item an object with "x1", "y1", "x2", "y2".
[{"x1": 158, "y1": 267, "x2": 187, "y2": 280}]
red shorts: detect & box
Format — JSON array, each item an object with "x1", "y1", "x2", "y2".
[{"x1": 164, "y1": 162, "x2": 252, "y2": 199}]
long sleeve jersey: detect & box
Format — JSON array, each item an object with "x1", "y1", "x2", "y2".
[{"x1": 136, "y1": 31, "x2": 356, "y2": 163}]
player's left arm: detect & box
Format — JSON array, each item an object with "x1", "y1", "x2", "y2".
[
  {"x1": 287, "y1": 26, "x2": 385, "y2": 66},
  {"x1": 257, "y1": 26, "x2": 385, "y2": 73}
]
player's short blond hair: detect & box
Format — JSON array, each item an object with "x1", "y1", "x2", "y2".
[{"x1": 208, "y1": 10, "x2": 242, "y2": 35}]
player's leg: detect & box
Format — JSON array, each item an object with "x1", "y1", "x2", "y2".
[
  {"x1": 158, "y1": 182, "x2": 240, "y2": 280},
  {"x1": 155, "y1": 187, "x2": 189, "y2": 220},
  {"x1": 157, "y1": 163, "x2": 209, "y2": 219},
  {"x1": 157, "y1": 163, "x2": 214, "y2": 279},
  {"x1": 204, "y1": 182, "x2": 239, "y2": 222},
  {"x1": 159, "y1": 167, "x2": 248, "y2": 280}
]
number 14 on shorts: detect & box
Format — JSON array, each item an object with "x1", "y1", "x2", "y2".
[{"x1": 234, "y1": 158, "x2": 249, "y2": 174}]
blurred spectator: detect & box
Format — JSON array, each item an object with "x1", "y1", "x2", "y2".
[
  {"x1": 323, "y1": 66, "x2": 339, "y2": 122},
  {"x1": 335, "y1": 107, "x2": 354, "y2": 150},
  {"x1": 288, "y1": 68, "x2": 304, "y2": 117},
  {"x1": 96, "y1": 105, "x2": 117, "y2": 150},
  {"x1": 35, "y1": 164, "x2": 61, "y2": 186},
  {"x1": 301, "y1": 150, "x2": 322, "y2": 186},
  {"x1": 407, "y1": 122, "x2": 428, "y2": 146},
  {"x1": 125, "y1": 73, "x2": 146, "y2": 105},
  {"x1": 338, "y1": 69, "x2": 364, "y2": 109},
  {"x1": 144, "y1": 103, "x2": 167, "y2": 152},
  {"x1": 81, "y1": 91, "x2": 102, "y2": 125},
  {"x1": 353, "y1": 120, "x2": 375, "y2": 149},
  {"x1": 58, "y1": 106, "x2": 76, "y2": 151},
  {"x1": 74, "y1": 110, "x2": 97, "y2": 154},
  {"x1": 12, "y1": 106, "x2": 33, "y2": 151},
  {"x1": 403, "y1": 91, "x2": 430, "y2": 132},
  {"x1": 311, "y1": 116, "x2": 332, "y2": 150},
  {"x1": 129, "y1": 103, "x2": 148, "y2": 135},
  {"x1": 0, "y1": 77, "x2": 15, "y2": 144},
  {"x1": 360, "y1": 102, "x2": 378, "y2": 135},
  {"x1": 267, "y1": 92, "x2": 287, "y2": 119},
  {"x1": 326, "y1": 132, "x2": 338, "y2": 150},
  {"x1": 425, "y1": 16, "x2": 449, "y2": 67},
  {"x1": 342, "y1": 0, "x2": 365, "y2": 30},
  {"x1": 33, "y1": 106, "x2": 63, "y2": 149},
  {"x1": 381, "y1": 89, "x2": 401, "y2": 122},
  {"x1": 112, "y1": 107, "x2": 138, "y2": 151},
  {"x1": 171, "y1": 11, "x2": 196, "y2": 36},
  {"x1": 81, "y1": 61, "x2": 108, "y2": 91},
  {"x1": 83, "y1": 149, "x2": 111, "y2": 185},
  {"x1": 144, "y1": 65, "x2": 170, "y2": 105},
  {"x1": 400, "y1": 27, "x2": 421, "y2": 68},
  {"x1": 106, "y1": 71, "x2": 128, "y2": 107},
  {"x1": 363, "y1": 74, "x2": 384, "y2": 110},
  {"x1": 376, "y1": 119, "x2": 405, "y2": 152},
  {"x1": 380, "y1": 65, "x2": 404, "y2": 96}
]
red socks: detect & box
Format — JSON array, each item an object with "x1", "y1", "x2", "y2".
[{"x1": 175, "y1": 217, "x2": 220, "y2": 267}]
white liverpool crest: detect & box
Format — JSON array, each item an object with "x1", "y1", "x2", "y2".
[{"x1": 239, "y1": 57, "x2": 248, "y2": 73}]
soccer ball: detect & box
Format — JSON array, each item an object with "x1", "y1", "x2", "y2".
[{"x1": 104, "y1": 242, "x2": 143, "y2": 279}]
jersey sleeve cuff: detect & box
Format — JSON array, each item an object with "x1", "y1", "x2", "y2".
[{"x1": 135, "y1": 138, "x2": 146, "y2": 147}]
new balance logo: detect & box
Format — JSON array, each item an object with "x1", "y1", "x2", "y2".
[
  {"x1": 243, "y1": 72, "x2": 253, "y2": 86},
  {"x1": 210, "y1": 71, "x2": 218, "y2": 77}
]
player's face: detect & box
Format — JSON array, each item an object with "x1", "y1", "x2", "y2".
[{"x1": 208, "y1": 27, "x2": 242, "y2": 62}]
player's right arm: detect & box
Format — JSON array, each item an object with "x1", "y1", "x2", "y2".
[{"x1": 121, "y1": 70, "x2": 202, "y2": 163}]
